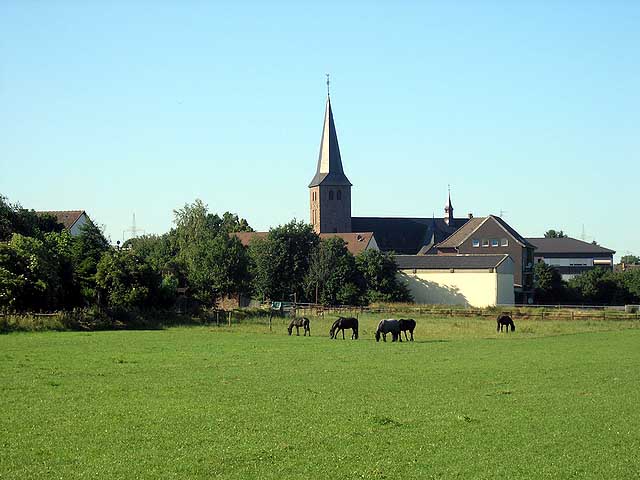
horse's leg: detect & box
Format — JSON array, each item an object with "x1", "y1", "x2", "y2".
[
  {"x1": 410, "y1": 329, "x2": 414, "y2": 341},
  {"x1": 296, "y1": 326, "x2": 300, "y2": 336},
  {"x1": 342, "y1": 328, "x2": 345, "y2": 340}
]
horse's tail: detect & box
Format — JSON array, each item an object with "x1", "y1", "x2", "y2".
[{"x1": 511, "y1": 321, "x2": 515, "y2": 332}]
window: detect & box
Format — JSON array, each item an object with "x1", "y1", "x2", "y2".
[
  {"x1": 501, "y1": 238, "x2": 508, "y2": 247},
  {"x1": 312, "y1": 191, "x2": 316, "y2": 202},
  {"x1": 329, "y1": 190, "x2": 334, "y2": 200},
  {"x1": 472, "y1": 239, "x2": 480, "y2": 247},
  {"x1": 337, "y1": 190, "x2": 342, "y2": 200},
  {"x1": 491, "y1": 239, "x2": 499, "y2": 247},
  {"x1": 482, "y1": 239, "x2": 489, "y2": 247}
]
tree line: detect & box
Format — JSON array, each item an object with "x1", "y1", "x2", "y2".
[
  {"x1": 0, "y1": 196, "x2": 410, "y2": 313},
  {"x1": 534, "y1": 262, "x2": 640, "y2": 305}
]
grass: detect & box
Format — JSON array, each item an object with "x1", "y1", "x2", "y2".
[{"x1": 1, "y1": 315, "x2": 640, "y2": 479}]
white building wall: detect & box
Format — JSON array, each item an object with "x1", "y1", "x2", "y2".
[
  {"x1": 397, "y1": 269, "x2": 515, "y2": 308},
  {"x1": 69, "y1": 213, "x2": 89, "y2": 236}
]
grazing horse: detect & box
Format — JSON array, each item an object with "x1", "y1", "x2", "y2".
[
  {"x1": 398, "y1": 318, "x2": 416, "y2": 341},
  {"x1": 329, "y1": 317, "x2": 359, "y2": 340},
  {"x1": 496, "y1": 314, "x2": 515, "y2": 333},
  {"x1": 375, "y1": 319, "x2": 401, "y2": 342},
  {"x1": 288, "y1": 317, "x2": 310, "y2": 336}
]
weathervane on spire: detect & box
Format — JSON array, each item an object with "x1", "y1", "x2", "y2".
[{"x1": 326, "y1": 73, "x2": 330, "y2": 97}]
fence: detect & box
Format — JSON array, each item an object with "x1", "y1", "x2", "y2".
[{"x1": 275, "y1": 302, "x2": 640, "y2": 323}]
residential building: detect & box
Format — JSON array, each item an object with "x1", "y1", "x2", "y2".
[
  {"x1": 434, "y1": 215, "x2": 536, "y2": 304},
  {"x1": 527, "y1": 237, "x2": 615, "y2": 280},
  {"x1": 37, "y1": 210, "x2": 90, "y2": 236}
]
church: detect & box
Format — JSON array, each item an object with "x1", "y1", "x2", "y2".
[
  {"x1": 236, "y1": 88, "x2": 536, "y2": 306},
  {"x1": 309, "y1": 91, "x2": 470, "y2": 255},
  {"x1": 308, "y1": 88, "x2": 534, "y2": 306}
]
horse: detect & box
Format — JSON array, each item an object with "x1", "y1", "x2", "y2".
[
  {"x1": 375, "y1": 319, "x2": 401, "y2": 342},
  {"x1": 398, "y1": 318, "x2": 416, "y2": 341},
  {"x1": 496, "y1": 314, "x2": 515, "y2": 333},
  {"x1": 329, "y1": 317, "x2": 359, "y2": 340},
  {"x1": 288, "y1": 317, "x2": 310, "y2": 336}
]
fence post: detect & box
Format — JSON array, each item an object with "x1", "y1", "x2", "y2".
[
  {"x1": 228, "y1": 311, "x2": 232, "y2": 326},
  {"x1": 571, "y1": 310, "x2": 574, "y2": 321},
  {"x1": 603, "y1": 310, "x2": 606, "y2": 321},
  {"x1": 541, "y1": 310, "x2": 544, "y2": 321}
]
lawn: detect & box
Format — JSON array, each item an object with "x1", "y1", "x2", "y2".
[{"x1": 1, "y1": 315, "x2": 640, "y2": 479}]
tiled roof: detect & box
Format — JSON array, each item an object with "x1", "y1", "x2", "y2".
[
  {"x1": 436, "y1": 215, "x2": 535, "y2": 249},
  {"x1": 527, "y1": 237, "x2": 615, "y2": 255},
  {"x1": 231, "y1": 231, "x2": 375, "y2": 256},
  {"x1": 351, "y1": 216, "x2": 470, "y2": 255},
  {"x1": 37, "y1": 210, "x2": 85, "y2": 229},
  {"x1": 433, "y1": 216, "x2": 486, "y2": 249},
  {"x1": 231, "y1": 232, "x2": 268, "y2": 247},
  {"x1": 394, "y1": 254, "x2": 510, "y2": 270},
  {"x1": 319, "y1": 232, "x2": 374, "y2": 255}
]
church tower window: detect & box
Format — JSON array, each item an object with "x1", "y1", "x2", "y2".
[
  {"x1": 329, "y1": 190, "x2": 334, "y2": 200},
  {"x1": 337, "y1": 190, "x2": 342, "y2": 200}
]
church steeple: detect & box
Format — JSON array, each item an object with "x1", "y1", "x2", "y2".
[
  {"x1": 309, "y1": 79, "x2": 352, "y2": 234},
  {"x1": 444, "y1": 185, "x2": 454, "y2": 225},
  {"x1": 308, "y1": 95, "x2": 352, "y2": 188}
]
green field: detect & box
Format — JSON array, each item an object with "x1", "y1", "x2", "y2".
[{"x1": 2, "y1": 315, "x2": 640, "y2": 479}]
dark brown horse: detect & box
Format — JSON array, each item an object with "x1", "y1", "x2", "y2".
[
  {"x1": 398, "y1": 318, "x2": 416, "y2": 341},
  {"x1": 329, "y1": 317, "x2": 359, "y2": 340},
  {"x1": 288, "y1": 317, "x2": 310, "y2": 336},
  {"x1": 496, "y1": 314, "x2": 515, "y2": 333}
]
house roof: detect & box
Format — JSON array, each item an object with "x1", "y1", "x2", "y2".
[
  {"x1": 308, "y1": 96, "x2": 352, "y2": 187},
  {"x1": 37, "y1": 210, "x2": 85, "y2": 229},
  {"x1": 230, "y1": 231, "x2": 375, "y2": 256},
  {"x1": 351, "y1": 216, "x2": 470, "y2": 255},
  {"x1": 395, "y1": 254, "x2": 511, "y2": 270},
  {"x1": 319, "y1": 232, "x2": 374, "y2": 256},
  {"x1": 433, "y1": 216, "x2": 485, "y2": 249},
  {"x1": 526, "y1": 237, "x2": 615, "y2": 255},
  {"x1": 232, "y1": 231, "x2": 268, "y2": 246},
  {"x1": 436, "y1": 215, "x2": 535, "y2": 249}
]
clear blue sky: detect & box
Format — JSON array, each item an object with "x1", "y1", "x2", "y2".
[{"x1": 1, "y1": 1, "x2": 638, "y2": 258}]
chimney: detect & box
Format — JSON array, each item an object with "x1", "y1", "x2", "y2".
[{"x1": 468, "y1": 213, "x2": 473, "y2": 219}]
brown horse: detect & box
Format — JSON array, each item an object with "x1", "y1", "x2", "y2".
[
  {"x1": 288, "y1": 317, "x2": 310, "y2": 336},
  {"x1": 496, "y1": 314, "x2": 515, "y2": 333}
]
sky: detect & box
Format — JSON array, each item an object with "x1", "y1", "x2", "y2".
[{"x1": 1, "y1": 1, "x2": 638, "y2": 258}]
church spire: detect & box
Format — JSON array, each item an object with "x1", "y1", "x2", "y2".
[
  {"x1": 308, "y1": 89, "x2": 352, "y2": 187},
  {"x1": 444, "y1": 185, "x2": 454, "y2": 225}
]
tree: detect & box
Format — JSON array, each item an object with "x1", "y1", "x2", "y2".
[
  {"x1": 533, "y1": 262, "x2": 565, "y2": 303},
  {"x1": 71, "y1": 219, "x2": 110, "y2": 303},
  {"x1": 96, "y1": 250, "x2": 164, "y2": 308},
  {"x1": 0, "y1": 232, "x2": 76, "y2": 311},
  {"x1": 249, "y1": 220, "x2": 319, "y2": 301},
  {"x1": 305, "y1": 237, "x2": 362, "y2": 305},
  {"x1": 620, "y1": 255, "x2": 640, "y2": 265},
  {"x1": 544, "y1": 229, "x2": 567, "y2": 238},
  {"x1": 356, "y1": 249, "x2": 412, "y2": 304},
  {"x1": 0, "y1": 194, "x2": 63, "y2": 241},
  {"x1": 173, "y1": 200, "x2": 251, "y2": 305}
]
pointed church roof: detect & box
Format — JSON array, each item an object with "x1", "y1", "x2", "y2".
[
  {"x1": 445, "y1": 189, "x2": 453, "y2": 214},
  {"x1": 309, "y1": 96, "x2": 352, "y2": 187}
]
